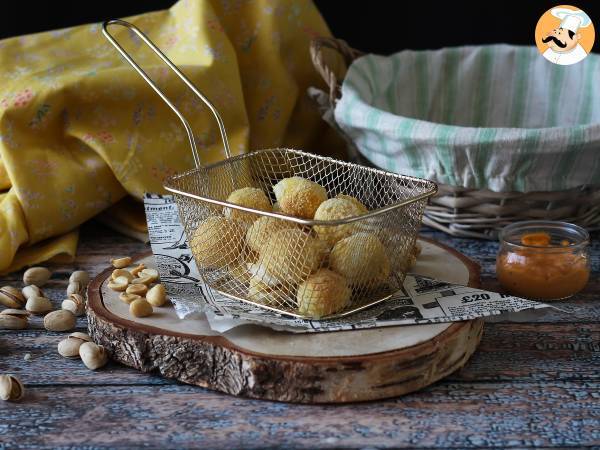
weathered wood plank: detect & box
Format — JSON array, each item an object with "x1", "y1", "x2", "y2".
[
  {"x1": 482, "y1": 278, "x2": 600, "y2": 323},
  {"x1": 1, "y1": 323, "x2": 597, "y2": 387},
  {"x1": 0, "y1": 381, "x2": 596, "y2": 449},
  {"x1": 453, "y1": 323, "x2": 600, "y2": 382},
  {"x1": 421, "y1": 229, "x2": 600, "y2": 277},
  {"x1": 0, "y1": 225, "x2": 149, "y2": 284},
  {"x1": 0, "y1": 331, "x2": 173, "y2": 386}
]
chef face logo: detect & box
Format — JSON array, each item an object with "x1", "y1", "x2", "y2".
[
  {"x1": 542, "y1": 27, "x2": 580, "y2": 52},
  {"x1": 535, "y1": 5, "x2": 595, "y2": 65}
]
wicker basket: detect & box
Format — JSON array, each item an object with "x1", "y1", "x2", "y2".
[{"x1": 309, "y1": 37, "x2": 600, "y2": 239}]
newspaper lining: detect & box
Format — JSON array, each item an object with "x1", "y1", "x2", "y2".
[{"x1": 143, "y1": 194, "x2": 550, "y2": 333}]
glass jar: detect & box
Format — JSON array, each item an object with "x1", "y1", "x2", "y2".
[{"x1": 496, "y1": 221, "x2": 590, "y2": 300}]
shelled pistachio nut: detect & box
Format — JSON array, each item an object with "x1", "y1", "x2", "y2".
[
  {"x1": 0, "y1": 286, "x2": 26, "y2": 309},
  {"x1": 23, "y1": 266, "x2": 52, "y2": 286},
  {"x1": 69, "y1": 270, "x2": 89, "y2": 285},
  {"x1": 111, "y1": 269, "x2": 133, "y2": 282},
  {"x1": 66, "y1": 281, "x2": 84, "y2": 296},
  {"x1": 146, "y1": 284, "x2": 167, "y2": 307},
  {"x1": 138, "y1": 268, "x2": 159, "y2": 283},
  {"x1": 111, "y1": 257, "x2": 132, "y2": 269},
  {"x1": 0, "y1": 309, "x2": 29, "y2": 330},
  {"x1": 126, "y1": 284, "x2": 148, "y2": 296},
  {"x1": 79, "y1": 342, "x2": 108, "y2": 370},
  {"x1": 119, "y1": 293, "x2": 141, "y2": 304},
  {"x1": 131, "y1": 275, "x2": 153, "y2": 286},
  {"x1": 61, "y1": 294, "x2": 86, "y2": 316},
  {"x1": 130, "y1": 263, "x2": 146, "y2": 277},
  {"x1": 107, "y1": 276, "x2": 130, "y2": 292},
  {"x1": 43, "y1": 310, "x2": 76, "y2": 332},
  {"x1": 0, "y1": 374, "x2": 24, "y2": 401},
  {"x1": 25, "y1": 296, "x2": 53, "y2": 315},
  {"x1": 57, "y1": 332, "x2": 92, "y2": 358},
  {"x1": 130, "y1": 298, "x2": 153, "y2": 317},
  {"x1": 22, "y1": 285, "x2": 43, "y2": 300}
]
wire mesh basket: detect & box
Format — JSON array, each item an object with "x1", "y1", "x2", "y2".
[{"x1": 104, "y1": 20, "x2": 438, "y2": 320}]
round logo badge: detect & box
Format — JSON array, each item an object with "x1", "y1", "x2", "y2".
[{"x1": 535, "y1": 5, "x2": 595, "y2": 65}]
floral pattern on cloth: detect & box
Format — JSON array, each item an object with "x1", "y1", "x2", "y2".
[{"x1": 0, "y1": 0, "x2": 332, "y2": 273}]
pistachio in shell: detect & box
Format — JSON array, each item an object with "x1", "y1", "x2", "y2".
[
  {"x1": 23, "y1": 266, "x2": 52, "y2": 286},
  {"x1": 43, "y1": 310, "x2": 76, "y2": 332},
  {"x1": 25, "y1": 296, "x2": 53, "y2": 315},
  {"x1": 0, "y1": 374, "x2": 24, "y2": 401},
  {"x1": 0, "y1": 286, "x2": 26, "y2": 308},
  {"x1": 79, "y1": 342, "x2": 108, "y2": 370},
  {"x1": 69, "y1": 270, "x2": 89, "y2": 285},
  {"x1": 0, "y1": 309, "x2": 29, "y2": 330},
  {"x1": 22, "y1": 285, "x2": 43, "y2": 300},
  {"x1": 57, "y1": 332, "x2": 92, "y2": 358}
]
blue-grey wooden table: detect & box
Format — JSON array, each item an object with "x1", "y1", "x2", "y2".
[{"x1": 0, "y1": 222, "x2": 598, "y2": 449}]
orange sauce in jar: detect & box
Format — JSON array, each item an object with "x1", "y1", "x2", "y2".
[{"x1": 496, "y1": 230, "x2": 590, "y2": 300}]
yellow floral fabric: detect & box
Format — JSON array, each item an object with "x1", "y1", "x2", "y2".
[{"x1": 0, "y1": 0, "x2": 332, "y2": 273}]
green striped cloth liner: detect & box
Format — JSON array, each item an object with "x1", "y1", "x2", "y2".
[{"x1": 334, "y1": 44, "x2": 600, "y2": 192}]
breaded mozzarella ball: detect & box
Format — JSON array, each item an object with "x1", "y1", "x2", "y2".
[
  {"x1": 313, "y1": 197, "x2": 366, "y2": 246},
  {"x1": 258, "y1": 229, "x2": 325, "y2": 284},
  {"x1": 190, "y1": 216, "x2": 244, "y2": 268},
  {"x1": 246, "y1": 216, "x2": 297, "y2": 254},
  {"x1": 335, "y1": 194, "x2": 368, "y2": 214},
  {"x1": 247, "y1": 275, "x2": 286, "y2": 306},
  {"x1": 273, "y1": 177, "x2": 327, "y2": 219},
  {"x1": 329, "y1": 232, "x2": 390, "y2": 287},
  {"x1": 224, "y1": 187, "x2": 271, "y2": 223},
  {"x1": 297, "y1": 269, "x2": 351, "y2": 318}
]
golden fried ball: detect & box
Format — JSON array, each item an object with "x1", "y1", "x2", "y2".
[
  {"x1": 258, "y1": 229, "x2": 325, "y2": 284},
  {"x1": 190, "y1": 216, "x2": 244, "y2": 268},
  {"x1": 400, "y1": 253, "x2": 417, "y2": 272},
  {"x1": 227, "y1": 263, "x2": 252, "y2": 285},
  {"x1": 396, "y1": 241, "x2": 421, "y2": 272},
  {"x1": 224, "y1": 187, "x2": 272, "y2": 223},
  {"x1": 247, "y1": 275, "x2": 287, "y2": 306},
  {"x1": 329, "y1": 232, "x2": 390, "y2": 287},
  {"x1": 335, "y1": 194, "x2": 368, "y2": 214},
  {"x1": 297, "y1": 269, "x2": 351, "y2": 318},
  {"x1": 246, "y1": 216, "x2": 297, "y2": 254},
  {"x1": 313, "y1": 198, "x2": 366, "y2": 246},
  {"x1": 273, "y1": 176, "x2": 327, "y2": 219}
]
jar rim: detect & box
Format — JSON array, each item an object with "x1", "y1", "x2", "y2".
[{"x1": 498, "y1": 220, "x2": 590, "y2": 250}]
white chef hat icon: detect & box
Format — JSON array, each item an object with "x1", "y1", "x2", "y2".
[{"x1": 551, "y1": 7, "x2": 592, "y2": 33}]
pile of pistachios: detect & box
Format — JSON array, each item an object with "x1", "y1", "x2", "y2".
[
  {"x1": 1, "y1": 265, "x2": 99, "y2": 402},
  {"x1": 57, "y1": 331, "x2": 108, "y2": 370},
  {"x1": 0, "y1": 266, "x2": 87, "y2": 333},
  {"x1": 1, "y1": 256, "x2": 171, "y2": 402},
  {"x1": 107, "y1": 256, "x2": 168, "y2": 318}
]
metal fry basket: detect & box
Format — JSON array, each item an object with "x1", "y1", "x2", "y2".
[{"x1": 103, "y1": 20, "x2": 438, "y2": 320}]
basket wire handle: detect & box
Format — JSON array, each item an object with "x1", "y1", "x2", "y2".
[{"x1": 102, "y1": 19, "x2": 232, "y2": 169}]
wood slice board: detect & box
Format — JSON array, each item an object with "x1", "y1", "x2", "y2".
[{"x1": 87, "y1": 237, "x2": 484, "y2": 404}]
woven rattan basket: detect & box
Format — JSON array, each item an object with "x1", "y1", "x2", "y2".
[{"x1": 310, "y1": 37, "x2": 600, "y2": 239}]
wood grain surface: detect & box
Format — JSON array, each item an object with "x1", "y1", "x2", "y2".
[{"x1": 0, "y1": 222, "x2": 598, "y2": 449}]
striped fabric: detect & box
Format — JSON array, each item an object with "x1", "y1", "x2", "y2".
[{"x1": 334, "y1": 44, "x2": 600, "y2": 192}]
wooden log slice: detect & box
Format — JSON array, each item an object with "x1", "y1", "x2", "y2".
[{"x1": 87, "y1": 238, "x2": 483, "y2": 404}]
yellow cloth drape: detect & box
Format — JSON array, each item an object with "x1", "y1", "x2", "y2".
[{"x1": 0, "y1": 0, "x2": 333, "y2": 273}]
